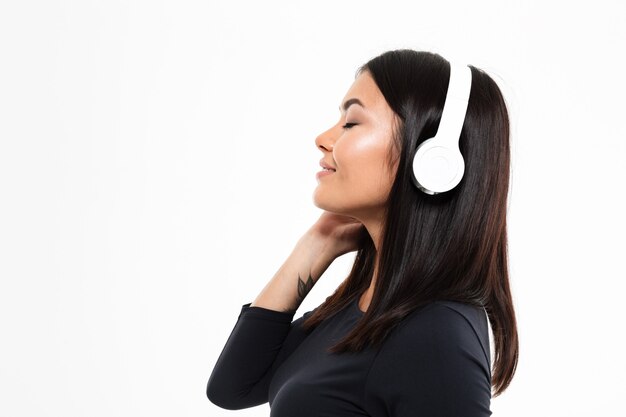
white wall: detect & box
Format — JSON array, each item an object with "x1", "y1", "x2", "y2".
[{"x1": 1, "y1": 0, "x2": 624, "y2": 416}]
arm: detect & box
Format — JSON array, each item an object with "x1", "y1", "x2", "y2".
[
  {"x1": 207, "y1": 232, "x2": 336, "y2": 410},
  {"x1": 363, "y1": 303, "x2": 492, "y2": 417},
  {"x1": 249, "y1": 232, "x2": 336, "y2": 314},
  {"x1": 207, "y1": 211, "x2": 366, "y2": 410},
  {"x1": 206, "y1": 302, "x2": 317, "y2": 409}
]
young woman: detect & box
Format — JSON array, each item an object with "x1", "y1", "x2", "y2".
[{"x1": 207, "y1": 48, "x2": 518, "y2": 416}]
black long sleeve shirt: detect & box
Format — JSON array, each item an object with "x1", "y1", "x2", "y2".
[{"x1": 207, "y1": 296, "x2": 492, "y2": 416}]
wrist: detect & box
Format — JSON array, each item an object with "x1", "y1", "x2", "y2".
[{"x1": 294, "y1": 232, "x2": 337, "y2": 279}]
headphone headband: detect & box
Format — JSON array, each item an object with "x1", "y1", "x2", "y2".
[{"x1": 411, "y1": 62, "x2": 472, "y2": 195}]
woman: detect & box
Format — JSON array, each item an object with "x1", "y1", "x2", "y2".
[{"x1": 207, "y1": 49, "x2": 518, "y2": 416}]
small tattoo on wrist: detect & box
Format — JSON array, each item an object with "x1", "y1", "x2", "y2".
[{"x1": 296, "y1": 272, "x2": 314, "y2": 304}]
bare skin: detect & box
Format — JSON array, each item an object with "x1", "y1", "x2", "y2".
[
  {"x1": 251, "y1": 70, "x2": 399, "y2": 314},
  {"x1": 250, "y1": 212, "x2": 365, "y2": 313}
]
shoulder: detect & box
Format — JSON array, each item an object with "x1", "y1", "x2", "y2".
[
  {"x1": 408, "y1": 301, "x2": 489, "y2": 354},
  {"x1": 388, "y1": 301, "x2": 491, "y2": 371},
  {"x1": 363, "y1": 301, "x2": 492, "y2": 416}
]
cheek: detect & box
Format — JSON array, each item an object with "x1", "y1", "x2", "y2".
[{"x1": 335, "y1": 134, "x2": 392, "y2": 186}]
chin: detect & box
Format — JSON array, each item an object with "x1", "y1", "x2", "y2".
[
  {"x1": 312, "y1": 189, "x2": 334, "y2": 210},
  {"x1": 312, "y1": 199, "x2": 348, "y2": 217},
  {"x1": 313, "y1": 188, "x2": 363, "y2": 215},
  {"x1": 312, "y1": 196, "x2": 327, "y2": 211}
]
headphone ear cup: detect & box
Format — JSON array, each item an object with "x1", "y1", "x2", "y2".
[{"x1": 411, "y1": 137, "x2": 465, "y2": 195}]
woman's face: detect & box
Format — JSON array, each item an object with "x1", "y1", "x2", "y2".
[{"x1": 313, "y1": 70, "x2": 399, "y2": 221}]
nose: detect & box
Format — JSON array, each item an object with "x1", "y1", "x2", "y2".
[{"x1": 315, "y1": 125, "x2": 336, "y2": 153}]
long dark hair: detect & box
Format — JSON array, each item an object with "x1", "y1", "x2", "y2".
[{"x1": 301, "y1": 49, "x2": 518, "y2": 397}]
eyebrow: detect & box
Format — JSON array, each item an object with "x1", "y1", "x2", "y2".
[{"x1": 338, "y1": 98, "x2": 365, "y2": 113}]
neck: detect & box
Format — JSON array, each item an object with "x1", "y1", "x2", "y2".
[
  {"x1": 359, "y1": 254, "x2": 380, "y2": 313},
  {"x1": 353, "y1": 209, "x2": 385, "y2": 312}
]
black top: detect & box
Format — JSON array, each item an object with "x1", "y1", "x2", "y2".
[{"x1": 207, "y1": 296, "x2": 492, "y2": 416}]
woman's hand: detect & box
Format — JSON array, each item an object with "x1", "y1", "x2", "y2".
[
  {"x1": 249, "y1": 211, "x2": 367, "y2": 313},
  {"x1": 304, "y1": 211, "x2": 368, "y2": 260}
]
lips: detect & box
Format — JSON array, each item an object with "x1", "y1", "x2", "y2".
[{"x1": 319, "y1": 159, "x2": 336, "y2": 171}]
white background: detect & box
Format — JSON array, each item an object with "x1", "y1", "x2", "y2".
[{"x1": 1, "y1": 1, "x2": 625, "y2": 416}]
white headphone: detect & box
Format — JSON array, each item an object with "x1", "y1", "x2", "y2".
[{"x1": 411, "y1": 62, "x2": 472, "y2": 195}]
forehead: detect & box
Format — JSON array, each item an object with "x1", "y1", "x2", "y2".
[{"x1": 340, "y1": 71, "x2": 387, "y2": 112}]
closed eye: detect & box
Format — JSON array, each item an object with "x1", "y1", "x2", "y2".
[{"x1": 342, "y1": 123, "x2": 357, "y2": 130}]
